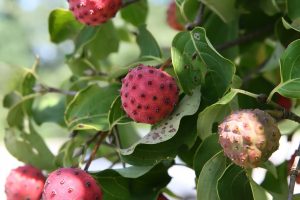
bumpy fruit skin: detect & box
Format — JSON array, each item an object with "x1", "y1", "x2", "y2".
[
  {"x1": 42, "y1": 168, "x2": 102, "y2": 200},
  {"x1": 288, "y1": 151, "x2": 300, "y2": 184},
  {"x1": 166, "y1": 2, "x2": 184, "y2": 31},
  {"x1": 120, "y1": 64, "x2": 179, "y2": 124},
  {"x1": 5, "y1": 165, "x2": 46, "y2": 200},
  {"x1": 218, "y1": 109, "x2": 281, "y2": 168},
  {"x1": 68, "y1": 0, "x2": 122, "y2": 26}
]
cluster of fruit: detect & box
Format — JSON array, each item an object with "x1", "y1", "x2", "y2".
[
  {"x1": 68, "y1": 0, "x2": 183, "y2": 30},
  {"x1": 6, "y1": 0, "x2": 299, "y2": 199}
]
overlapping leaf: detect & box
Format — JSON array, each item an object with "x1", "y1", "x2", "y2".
[
  {"x1": 65, "y1": 84, "x2": 120, "y2": 131},
  {"x1": 120, "y1": 87, "x2": 200, "y2": 156},
  {"x1": 268, "y1": 39, "x2": 300, "y2": 100}
]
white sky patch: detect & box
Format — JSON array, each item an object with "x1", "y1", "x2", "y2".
[{"x1": 18, "y1": 0, "x2": 40, "y2": 11}]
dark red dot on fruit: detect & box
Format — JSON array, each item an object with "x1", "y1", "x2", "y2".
[
  {"x1": 138, "y1": 74, "x2": 143, "y2": 78},
  {"x1": 147, "y1": 81, "x2": 152, "y2": 85},
  {"x1": 153, "y1": 96, "x2": 157, "y2": 101}
]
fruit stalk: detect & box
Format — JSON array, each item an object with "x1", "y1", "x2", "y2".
[
  {"x1": 288, "y1": 144, "x2": 300, "y2": 200},
  {"x1": 84, "y1": 131, "x2": 109, "y2": 171}
]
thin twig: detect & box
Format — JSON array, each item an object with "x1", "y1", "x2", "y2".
[
  {"x1": 216, "y1": 24, "x2": 273, "y2": 51},
  {"x1": 47, "y1": 87, "x2": 77, "y2": 96},
  {"x1": 122, "y1": 0, "x2": 140, "y2": 8},
  {"x1": 84, "y1": 131, "x2": 109, "y2": 171},
  {"x1": 33, "y1": 84, "x2": 77, "y2": 96},
  {"x1": 159, "y1": 57, "x2": 172, "y2": 71},
  {"x1": 186, "y1": 3, "x2": 205, "y2": 30},
  {"x1": 113, "y1": 126, "x2": 126, "y2": 168},
  {"x1": 109, "y1": 159, "x2": 121, "y2": 169},
  {"x1": 288, "y1": 144, "x2": 300, "y2": 200},
  {"x1": 266, "y1": 110, "x2": 300, "y2": 124}
]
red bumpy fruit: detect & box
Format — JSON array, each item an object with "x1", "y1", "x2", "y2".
[
  {"x1": 68, "y1": 0, "x2": 122, "y2": 26},
  {"x1": 166, "y1": 2, "x2": 184, "y2": 31},
  {"x1": 120, "y1": 64, "x2": 179, "y2": 124},
  {"x1": 5, "y1": 165, "x2": 46, "y2": 200},
  {"x1": 218, "y1": 109, "x2": 281, "y2": 168},
  {"x1": 42, "y1": 168, "x2": 102, "y2": 200},
  {"x1": 288, "y1": 151, "x2": 300, "y2": 184}
]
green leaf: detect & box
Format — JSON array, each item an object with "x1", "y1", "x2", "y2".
[
  {"x1": 108, "y1": 96, "x2": 132, "y2": 129},
  {"x1": 193, "y1": 134, "x2": 222, "y2": 177},
  {"x1": 55, "y1": 136, "x2": 86, "y2": 167},
  {"x1": 3, "y1": 91, "x2": 22, "y2": 108},
  {"x1": 217, "y1": 164, "x2": 252, "y2": 200},
  {"x1": 191, "y1": 27, "x2": 235, "y2": 103},
  {"x1": 259, "y1": 0, "x2": 281, "y2": 16},
  {"x1": 275, "y1": 19, "x2": 300, "y2": 47},
  {"x1": 117, "y1": 123, "x2": 141, "y2": 149},
  {"x1": 92, "y1": 162, "x2": 171, "y2": 200},
  {"x1": 268, "y1": 39, "x2": 300, "y2": 100},
  {"x1": 120, "y1": 114, "x2": 198, "y2": 166},
  {"x1": 7, "y1": 94, "x2": 39, "y2": 128},
  {"x1": 197, "y1": 151, "x2": 226, "y2": 200},
  {"x1": 121, "y1": 0, "x2": 148, "y2": 27},
  {"x1": 282, "y1": 17, "x2": 300, "y2": 32},
  {"x1": 136, "y1": 25, "x2": 162, "y2": 59},
  {"x1": 66, "y1": 56, "x2": 97, "y2": 76},
  {"x1": 261, "y1": 162, "x2": 289, "y2": 199},
  {"x1": 197, "y1": 90, "x2": 238, "y2": 140},
  {"x1": 65, "y1": 84, "x2": 120, "y2": 131},
  {"x1": 48, "y1": 9, "x2": 83, "y2": 43},
  {"x1": 287, "y1": 0, "x2": 300, "y2": 20},
  {"x1": 181, "y1": 0, "x2": 200, "y2": 22},
  {"x1": 294, "y1": 194, "x2": 300, "y2": 200},
  {"x1": 260, "y1": 42, "x2": 285, "y2": 72},
  {"x1": 248, "y1": 174, "x2": 269, "y2": 200},
  {"x1": 171, "y1": 31, "x2": 204, "y2": 94},
  {"x1": 84, "y1": 21, "x2": 120, "y2": 59},
  {"x1": 32, "y1": 96, "x2": 66, "y2": 126},
  {"x1": 120, "y1": 87, "x2": 200, "y2": 156},
  {"x1": 204, "y1": 13, "x2": 239, "y2": 59},
  {"x1": 200, "y1": 0, "x2": 238, "y2": 23},
  {"x1": 4, "y1": 127, "x2": 55, "y2": 171}
]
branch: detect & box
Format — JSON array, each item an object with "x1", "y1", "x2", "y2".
[
  {"x1": 216, "y1": 24, "x2": 273, "y2": 51},
  {"x1": 288, "y1": 144, "x2": 300, "y2": 200},
  {"x1": 159, "y1": 57, "x2": 172, "y2": 71},
  {"x1": 266, "y1": 109, "x2": 300, "y2": 124},
  {"x1": 186, "y1": 3, "x2": 205, "y2": 30},
  {"x1": 113, "y1": 126, "x2": 126, "y2": 168},
  {"x1": 33, "y1": 84, "x2": 77, "y2": 96},
  {"x1": 122, "y1": 0, "x2": 140, "y2": 8},
  {"x1": 84, "y1": 131, "x2": 109, "y2": 171}
]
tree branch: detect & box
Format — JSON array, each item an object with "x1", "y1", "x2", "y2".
[
  {"x1": 159, "y1": 57, "x2": 172, "y2": 71},
  {"x1": 288, "y1": 144, "x2": 300, "y2": 200},
  {"x1": 33, "y1": 84, "x2": 77, "y2": 96},
  {"x1": 266, "y1": 109, "x2": 300, "y2": 124},
  {"x1": 186, "y1": 3, "x2": 205, "y2": 30},
  {"x1": 216, "y1": 24, "x2": 274, "y2": 51},
  {"x1": 84, "y1": 131, "x2": 109, "y2": 171},
  {"x1": 113, "y1": 126, "x2": 126, "y2": 168}
]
